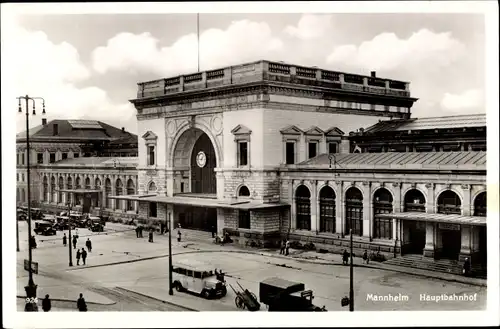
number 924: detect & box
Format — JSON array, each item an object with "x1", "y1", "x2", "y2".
[{"x1": 25, "y1": 297, "x2": 38, "y2": 304}]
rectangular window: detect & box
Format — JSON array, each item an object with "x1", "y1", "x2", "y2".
[
  {"x1": 21, "y1": 153, "x2": 25, "y2": 165},
  {"x1": 238, "y1": 210, "x2": 251, "y2": 229},
  {"x1": 328, "y1": 143, "x2": 338, "y2": 154},
  {"x1": 16, "y1": 153, "x2": 19, "y2": 165},
  {"x1": 37, "y1": 153, "x2": 44, "y2": 164},
  {"x1": 74, "y1": 153, "x2": 80, "y2": 158},
  {"x1": 149, "y1": 202, "x2": 157, "y2": 217},
  {"x1": 180, "y1": 182, "x2": 185, "y2": 193},
  {"x1": 308, "y1": 142, "x2": 318, "y2": 159},
  {"x1": 17, "y1": 173, "x2": 19, "y2": 181},
  {"x1": 238, "y1": 141, "x2": 248, "y2": 166},
  {"x1": 49, "y1": 153, "x2": 56, "y2": 163},
  {"x1": 285, "y1": 142, "x2": 295, "y2": 165},
  {"x1": 62, "y1": 153, "x2": 68, "y2": 160},
  {"x1": 148, "y1": 146, "x2": 155, "y2": 166},
  {"x1": 22, "y1": 173, "x2": 25, "y2": 182}
]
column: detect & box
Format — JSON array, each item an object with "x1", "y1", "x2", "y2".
[
  {"x1": 459, "y1": 225, "x2": 472, "y2": 262},
  {"x1": 310, "y1": 181, "x2": 318, "y2": 233},
  {"x1": 335, "y1": 181, "x2": 343, "y2": 235},
  {"x1": 392, "y1": 183, "x2": 401, "y2": 243},
  {"x1": 48, "y1": 174, "x2": 53, "y2": 203},
  {"x1": 166, "y1": 168, "x2": 174, "y2": 197},
  {"x1": 216, "y1": 170, "x2": 225, "y2": 200},
  {"x1": 461, "y1": 184, "x2": 471, "y2": 216},
  {"x1": 362, "y1": 183, "x2": 371, "y2": 238},
  {"x1": 111, "y1": 176, "x2": 116, "y2": 210},
  {"x1": 290, "y1": 181, "x2": 296, "y2": 230},
  {"x1": 217, "y1": 208, "x2": 225, "y2": 236},
  {"x1": 426, "y1": 183, "x2": 435, "y2": 213},
  {"x1": 423, "y1": 222, "x2": 435, "y2": 258}
]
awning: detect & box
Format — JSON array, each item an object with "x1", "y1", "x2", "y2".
[
  {"x1": 109, "y1": 194, "x2": 289, "y2": 210},
  {"x1": 57, "y1": 189, "x2": 102, "y2": 194},
  {"x1": 378, "y1": 212, "x2": 486, "y2": 226}
]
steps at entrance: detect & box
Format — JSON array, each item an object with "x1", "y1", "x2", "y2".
[
  {"x1": 178, "y1": 229, "x2": 213, "y2": 243},
  {"x1": 384, "y1": 255, "x2": 487, "y2": 278}
]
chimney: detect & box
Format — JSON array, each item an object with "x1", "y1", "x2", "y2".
[
  {"x1": 370, "y1": 71, "x2": 376, "y2": 77},
  {"x1": 53, "y1": 123, "x2": 59, "y2": 136},
  {"x1": 42, "y1": 118, "x2": 47, "y2": 126}
]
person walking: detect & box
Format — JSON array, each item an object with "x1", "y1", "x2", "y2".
[
  {"x1": 77, "y1": 293, "x2": 88, "y2": 312},
  {"x1": 76, "y1": 249, "x2": 81, "y2": 266},
  {"x1": 72, "y1": 235, "x2": 77, "y2": 249},
  {"x1": 135, "y1": 226, "x2": 140, "y2": 238},
  {"x1": 42, "y1": 294, "x2": 52, "y2": 312},
  {"x1": 177, "y1": 228, "x2": 182, "y2": 243},
  {"x1": 85, "y1": 238, "x2": 92, "y2": 252},
  {"x1": 139, "y1": 225, "x2": 144, "y2": 238},
  {"x1": 285, "y1": 239, "x2": 290, "y2": 256},
  {"x1": 342, "y1": 250, "x2": 349, "y2": 265},
  {"x1": 81, "y1": 248, "x2": 87, "y2": 265},
  {"x1": 148, "y1": 229, "x2": 154, "y2": 243},
  {"x1": 362, "y1": 250, "x2": 369, "y2": 264},
  {"x1": 280, "y1": 239, "x2": 286, "y2": 255},
  {"x1": 62, "y1": 233, "x2": 67, "y2": 247},
  {"x1": 463, "y1": 257, "x2": 471, "y2": 277}
]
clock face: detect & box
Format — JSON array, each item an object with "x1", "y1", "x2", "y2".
[{"x1": 196, "y1": 151, "x2": 207, "y2": 168}]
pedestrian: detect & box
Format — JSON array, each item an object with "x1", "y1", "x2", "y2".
[
  {"x1": 63, "y1": 233, "x2": 67, "y2": 247},
  {"x1": 177, "y1": 228, "x2": 182, "y2": 243},
  {"x1": 362, "y1": 250, "x2": 369, "y2": 264},
  {"x1": 72, "y1": 235, "x2": 77, "y2": 249},
  {"x1": 342, "y1": 250, "x2": 349, "y2": 265},
  {"x1": 135, "y1": 226, "x2": 140, "y2": 238},
  {"x1": 81, "y1": 248, "x2": 87, "y2": 265},
  {"x1": 463, "y1": 257, "x2": 471, "y2": 277},
  {"x1": 280, "y1": 239, "x2": 286, "y2": 255},
  {"x1": 30, "y1": 235, "x2": 37, "y2": 249},
  {"x1": 76, "y1": 249, "x2": 81, "y2": 266},
  {"x1": 139, "y1": 225, "x2": 144, "y2": 238},
  {"x1": 148, "y1": 229, "x2": 153, "y2": 243},
  {"x1": 285, "y1": 239, "x2": 290, "y2": 256},
  {"x1": 42, "y1": 294, "x2": 51, "y2": 312},
  {"x1": 77, "y1": 293, "x2": 88, "y2": 312},
  {"x1": 85, "y1": 238, "x2": 92, "y2": 252}
]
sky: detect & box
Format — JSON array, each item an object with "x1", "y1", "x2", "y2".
[{"x1": 1, "y1": 3, "x2": 488, "y2": 134}]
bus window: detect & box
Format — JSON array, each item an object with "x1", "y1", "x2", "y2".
[
  {"x1": 178, "y1": 268, "x2": 187, "y2": 275},
  {"x1": 186, "y1": 270, "x2": 193, "y2": 277},
  {"x1": 194, "y1": 271, "x2": 202, "y2": 279}
]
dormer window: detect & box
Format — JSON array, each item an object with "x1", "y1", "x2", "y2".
[
  {"x1": 281, "y1": 125, "x2": 303, "y2": 165},
  {"x1": 142, "y1": 131, "x2": 158, "y2": 167},
  {"x1": 231, "y1": 125, "x2": 252, "y2": 168},
  {"x1": 305, "y1": 126, "x2": 323, "y2": 159},
  {"x1": 325, "y1": 127, "x2": 344, "y2": 155}
]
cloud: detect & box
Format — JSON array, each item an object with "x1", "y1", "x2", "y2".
[
  {"x1": 441, "y1": 89, "x2": 485, "y2": 112},
  {"x1": 1, "y1": 15, "x2": 136, "y2": 133},
  {"x1": 91, "y1": 19, "x2": 284, "y2": 76},
  {"x1": 284, "y1": 14, "x2": 332, "y2": 40},
  {"x1": 326, "y1": 29, "x2": 466, "y2": 72}
]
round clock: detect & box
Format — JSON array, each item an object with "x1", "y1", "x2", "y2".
[{"x1": 196, "y1": 151, "x2": 207, "y2": 168}]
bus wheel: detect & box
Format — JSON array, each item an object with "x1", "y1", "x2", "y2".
[
  {"x1": 201, "y1": 289, "x2": 211, "y2": 299},
  {"x1": 174, "y1": 282, "x2": 183, "y2": 292}
]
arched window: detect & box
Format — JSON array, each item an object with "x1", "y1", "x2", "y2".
[
  {"x1": 404, "y1": 189, "x2": 426, "y2": 212},
  {"x1": 295, "y1": 185, "x2": 311, "y2": 230},
  {"x1": 238, "y1": 185, "x2": 250, "y2": 197},
  {"x1": 105, "y1": 178, "x2": 112, "y2": 208},
  {"x1": 116, "y1": 179, "x2": 123, "y2": 210},
  {"x1": 43, "y1": 176, "x2": 48, "y2": 202},
  {"x1": 148, "y1": 181, "x2": 157, "y2": 192},
  {"x1": 127, "y1": 179, "x2": 135, "y2": 211},
  {"x1": 345, "y1": 187, "x2": 363, "y2": 236},
  {"x1": 94, "y1": 178, "x2": 101, "y2": 208},
  {"x1": 50, "y1": 176, "x2": 56, "y2": 203},
  {"x1": 85, "y1": 177, "x2": 91, "y2": 189},
  {"x1": 474, "y1": 192, "x2": 486, "y2": 217},
  {"x1": 319, "y1": 186, "x2": 336, "y2": 233},
  {"x1": 373, "y1": 188, "x2": 393, "y2": 239},
  {"x1": 58, "y1": 177, "x2": 64, "y2": 204},
  {"x1": 67, "y1": 177, "x2": 73, "y2": 205},
  {"x1": 437, "y1": 190, "x2": 461, "y2": 215}
]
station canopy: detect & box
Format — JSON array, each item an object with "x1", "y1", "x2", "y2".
[{"x1": 378, "y1": 212, "x2": 486, "y2": 226}]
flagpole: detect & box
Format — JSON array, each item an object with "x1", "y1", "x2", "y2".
[{"x1": 197, "y1": 13, "x2": 200, "y2": 72}]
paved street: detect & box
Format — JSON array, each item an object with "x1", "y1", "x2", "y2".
[{"x1": 16, "y1": 220, "x2": 486, "y2": 311}]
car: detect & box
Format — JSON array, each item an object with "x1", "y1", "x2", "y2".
[
  {"x1": 90, "y1": 223, "x2": 104, "y2": 232},
  {"x1": 34, "y1": 220, "x2": 57, "y2": 236}
]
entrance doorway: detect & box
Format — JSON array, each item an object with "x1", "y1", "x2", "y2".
[
  {"x1": 439, "y1": 226, "x2": 461, "y2": 260},
  {"x1": 478, "y1": 226, "x2": 487, "y2": 265},
  {"x1": 190, "y1": 133, "x2": 216, "y2": 194},
  {"x1": 404, "y1": 220, "x2": 426, "y2": 254},
  {"x1": 177, "y1": 206, "x2": 217, "y2": 232}
]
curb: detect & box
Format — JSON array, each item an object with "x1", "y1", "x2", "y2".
[
  {"x1": 63, "y1": 247, "x2": 487, "y2": 287},
  {"x1": 115, "y1": 287, "x2": 198, "y2": 311},
  {"x1": 17, "y1": 295, "x2": 117, "y2": 306}
]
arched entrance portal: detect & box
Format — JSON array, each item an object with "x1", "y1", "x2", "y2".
[{"x1": 437, "y1": 190, "x2": 462, "y2": 260}]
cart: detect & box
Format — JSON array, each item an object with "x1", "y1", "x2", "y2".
[{"x1": 229, "y1": 281, "x2": 260, "y2": 311}]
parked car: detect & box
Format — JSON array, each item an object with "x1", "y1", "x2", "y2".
[
  {"x1": 90, "y1": 222, "x2": 104, "y2": 232},
  {"x1": 34, "y1": 220, "x2": 57, "y2": 236},
  {"x1": 53, "y1": 216, "x2": 75, "y2": 231}
]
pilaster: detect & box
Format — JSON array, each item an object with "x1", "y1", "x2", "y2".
[
  {"x1": 217, "y1": 208, "x2": 225, "y2": 235},
  {"x1": 335, "y1": 181, "x2": 343, "y2": 235},
  {"x1": 459, "y1": 225, "x2": 472, "y2": 261},
  {"x1": 426, "y1": 183, "x2": 435, "y2": 213},
  {"x1": 423, "y1": 222, "x2": 435, "y2": 258},
  {"x1": 461, "y1": 184, "x2": 471, "y2": 216},
  {"x1": 310, "y1": 180, "x2": 318, "y2": 232}
]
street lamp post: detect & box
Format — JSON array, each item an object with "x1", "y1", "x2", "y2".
[
  {"x1": 16, "y1": 213, "x2": 20, "y2": 252},
  {"x1": 17, "y1": 94, "x2": 45, "y2": 311},
  {"x1": 67, "y1": 201, "x2": 73, "y2": 267},
  {"x1": 168, "y1": 212, "x2": 173, "y2": 295},
  {"x1": 349, "y1": 229, "x2": 354, "y2": 312}
]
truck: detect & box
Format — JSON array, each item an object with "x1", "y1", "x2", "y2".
[{"x1": 259, "y1": 277, "x2": 326, "y2": 312}]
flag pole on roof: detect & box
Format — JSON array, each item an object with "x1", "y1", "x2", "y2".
[{"x1": 197, "y1": 13, "x2": 200, "y2": 72}]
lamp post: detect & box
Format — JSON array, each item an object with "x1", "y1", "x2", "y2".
[
  {"x1": 349, "y1": 229, "x2": 354, "y2": 312},
  {"x1": 168, "y1": 212, "x2": 173, "y2": 295},
  {"x1": 16, "y1": 213, "x2": 20, "y2": 252},
  {"x1": 17, "y1": 94, "x2": 45, "y2": 311},
  {"x1": 67, "y1": 201, "x2": 73, "y2": 267}
]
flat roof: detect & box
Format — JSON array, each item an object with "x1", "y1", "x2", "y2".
[
  {"x1": 109, "y1": 194, "x2": 289, "y2": 210},
  {"x1": 378, "y1": 212, "x2": 486, "y2": 226}
]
